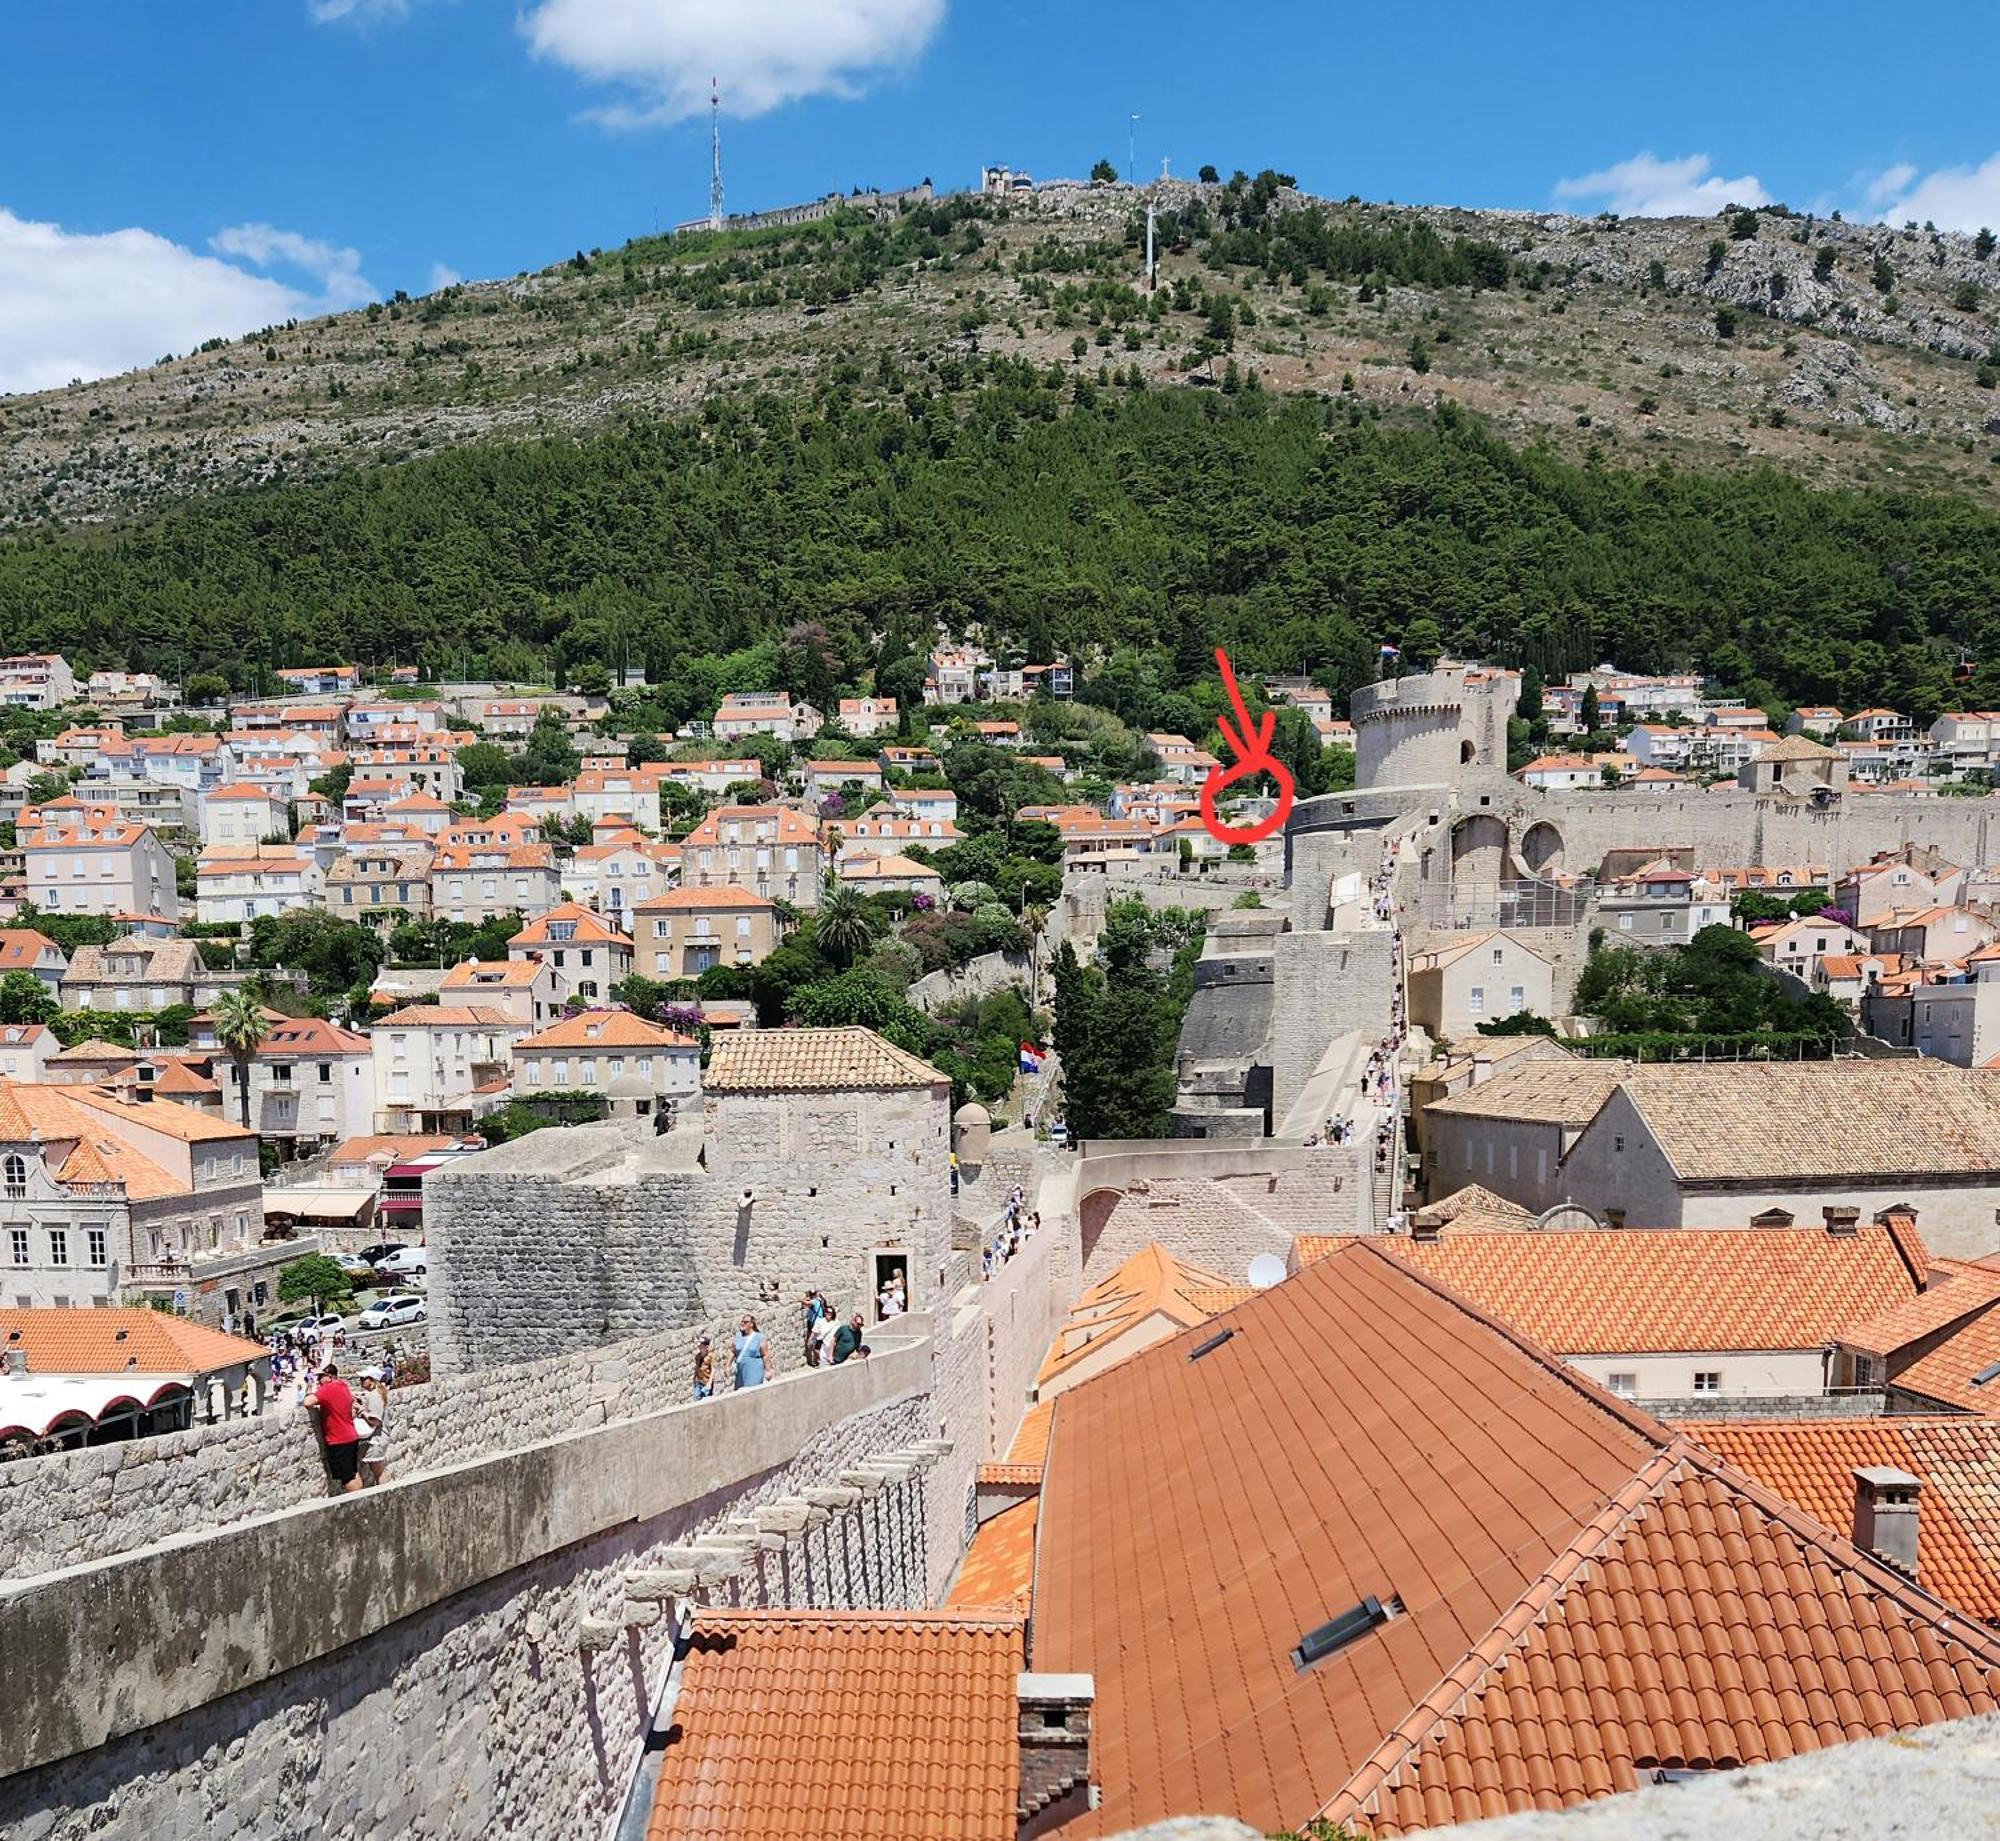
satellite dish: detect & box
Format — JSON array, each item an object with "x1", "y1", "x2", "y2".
[{"x1": 1246, "y1": 1254, "x2": 1287, "y2": 1291}]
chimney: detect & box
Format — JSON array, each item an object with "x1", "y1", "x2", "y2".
[
  {"x1": 1823, "y1": 1205, "x2": 1861, "y2": 1236},
  {"x1": 3, "y1": 1347, "x2": 25, "y2": 1377},
  {"x1": 1851, "y1": 1467, "x2": 1922, "y2": 1579},
  {"x1": 1410, "y1": 1211, "x2": 1443, "y2": 1243},
  {"x1": 1016, "y1": 1672, "x2": 1094, "y2": 1829}
]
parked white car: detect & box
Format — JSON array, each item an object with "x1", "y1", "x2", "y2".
[
  {"x1": 374, "y1": 1246, "x2": 428, "y2": 1278},
  {"x1": 359, "y1": 1294, "x2": 427, "y2": 1330}
]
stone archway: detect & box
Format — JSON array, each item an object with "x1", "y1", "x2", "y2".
[
  {"x1": 1450, "y1": 814, "x2": 1509, "y2": 887},
  {"x1": 1079, "y1": 1188, "x2": 1122, "y2": 1269},
  {"x1": 1517, "y1": 820, "x2": 1566, "y2": 878}
]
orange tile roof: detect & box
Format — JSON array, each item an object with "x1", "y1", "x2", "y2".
[
  {"x1": 330, "y1": 1133, "x2": 466, "y2": 1165},
  {"x1": 0, "y1": 930, "x2": 60, "y2": 970},
  {"x1": 683, "y1": 804, "x2": 820, "y2": 846},
  {"x1": 634, "y1": 883, "x2": 773, "y2": 912},
  {"x1": 0, "y1": 1307, "x2": 265, "y2": 1376},
  {"x1": 646, "y1": 1610, "x2": 1025, "y2": 1841},
  {"x1": 1029, "y1": 1241, "x2": 2000, "y2": 1838},
  {"x1": 945, "y1": 1498, "x2": 1038, "y2": 1610},
  {"x1": 259, "y1": 1016, "x2": 371, "y2": 1056},
  {"x1": 1683, "y1": 1417, "x2": 2000, "y2": 1622},
  {"x1": 440, "y1": 959, "x2": 546, "y2": 989},
  {"x1": 1840, "y1": 1261, "x2": 2000, "y2": 1358},
  {"x1": 507, "y1": 901, "x2": 632, "y2": 947},
  {"x1": 1384, "y1": 1223, "x2": 1924, "y2": 1355},
  {"x1": 373, "y1": 1005, "x2": 520, "y2": 1029},
  {"x1": 1006, "y1": 1398, "x2": 1054, "y2": 1466},
  {"x1": 1892, "y1": 1307, "x2": 2000, "y2": 1414},
  {"x1": 1035, "y1": 1242, "x2": 1236, "y2": 1388},
  {"x1": 60, "y1": 1083, "x2": 253, "y2": 1143},
  {"x1": 515, "y1": 1012, "x2": 694, "y2": 1051}
]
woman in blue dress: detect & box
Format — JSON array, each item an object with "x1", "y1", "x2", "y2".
[{"x1": 733, "y1": 1313, "x2": 767, "y2": 1388}]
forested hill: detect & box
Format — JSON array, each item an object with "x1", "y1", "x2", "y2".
[
  {"x1": 8, "y1": 175, "x2": 2000, "y2": 532},
  {"x1": 4, "y1": 378, "x2": 2000, "y2": 724}
]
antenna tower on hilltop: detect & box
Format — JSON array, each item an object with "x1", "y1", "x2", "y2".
[{"x1": 709, "y1": 78, "x2": 725, "y2": 231}]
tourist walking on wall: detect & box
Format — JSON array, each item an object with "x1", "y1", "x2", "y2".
[
  {"x1": 733, "y1": 1315, "x2": 767, "y2": 1389},
  {"x1": 358, "y1": 1372, "x2": 392, "y2": 1488},
  {"x1": 802, "y1": 1289, "x2": 830, "y2": 1366},
  {"x1": 692, "y1": 1335, "x2": 714, "y2": 1400},
  {"x1": 306, "y1": 1363, "x2": 365, "y2": 1495},
  {"x1": 832, "y1": 1312, "x2": 864, "y2": 1364}
]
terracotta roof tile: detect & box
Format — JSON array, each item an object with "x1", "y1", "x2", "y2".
[
  {"x1": 704, "y1": 1027, "x2": 942, "y2": 1093},
  {"x1": 1005, "y1": 1399, "x2": 1054, "y2": 1467},
  {"x1": 647, "y1": 1610, "x2": 1024, "y2": 1841},
  {"x1": 1425, "y1": 1058, "x2": 1633, "y2": 1125},
  {"x1": 945, "y1": 1498, "x2": 1038, "y2": 1610},
  {"x1": 1683, "y1": 1417, "x2": 2000, "y2": 1622},
  {"x1": 1030, "y1": 1243, "x2": 2000, "y2": 1837},
  {"x1": 1840, "y1": 1263, "x2": 2000, "y2": 1358},
  {"x1": 1614, "y1": 1062, "x2": 2000, "y2": 1182},
  {"x1": 0, "y1": 1307, "x2": 265, "y2": 1376},
  {"x1": 1384, "y1": 1224, "x2": 1923, "y2": 1355},
  {"x1": 1892, "y1": 1308, "x2": 2000, "y2": 1414},
  {"x1": 507, "y1": 901, "x2": 632, "y2": 948},
  {"x1": 1036, "y1": 1243, "x2": 1235, "y2": 1389},
  {"x1": 515, "y1": 1012, "x2": 694, "y2": 1051},
  {"x1": 1343, "y1": 1446, "x2": 2000, "y2": 1836}
]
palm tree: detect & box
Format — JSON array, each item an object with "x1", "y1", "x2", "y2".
[
  {"x1": 210, "y1": 988, "x2": 267, "y2": 1132},
  {"x1": 813, "y1": 872, "x2": 873, "y2": 969}
]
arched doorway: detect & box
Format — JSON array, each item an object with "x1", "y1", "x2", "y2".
[
  {"x1": 1517, "y1": 821, "x2": 1565, "y2": 878},
  {"x1": 1450, "y1": 814, "x2": 1509, "y2": 887}
]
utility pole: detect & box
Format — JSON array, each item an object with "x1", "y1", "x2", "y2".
[
  {"x1": 709, "y1": 78, "x2": 725, "y2": 231},
  {"x1": 1128, "y1": 113, "x2": 1139, "y2": 183}
]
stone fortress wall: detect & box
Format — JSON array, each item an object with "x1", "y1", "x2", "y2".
[
  {"x1": 427, "y1": 1081, "x2": 953, "y2": 1375},
  {"x1": 0, "y1": 1335, "x2": 950, "y2": 1839},
  {"x1": 0, "y1": 1063, "x2": 1054, "y2": 1841}
]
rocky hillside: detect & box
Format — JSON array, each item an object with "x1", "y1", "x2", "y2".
[{"x1": 6, "y1": 174, "x2": 2000, "y2": 530}]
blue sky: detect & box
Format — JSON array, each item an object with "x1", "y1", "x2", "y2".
[{"x1": 5, "y1": 0, "x2": 2000, "y2": 391}]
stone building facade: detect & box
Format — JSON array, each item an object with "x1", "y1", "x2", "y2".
[{"x1": 426, "y1": 1027, "x2": 957, "y2": 1375}]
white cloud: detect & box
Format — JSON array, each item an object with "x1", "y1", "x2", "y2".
[
  {"x1": 1554, "y1": 151, "x2": 1772, "y2": 219},
  {"x1": 308, "y1": 0, "x2": 411, "y2": 21},
  {"x1": 521, "y1": 0, "x2": 946, "y2": 126},
  {"x1": 1862, "y1": 162, "x2": 1918, "y2": 208},
  {"x1": 427, "y1": 260, "x2": 463, "y2": 292},
  {"x1": 1868, "y1": 152, "x2": 2000, "y2": 232},
  {"x1": 0, "y1": 208, "x2": 375, "y2": 397},
  {"x1": 209, "y1": 223, "x2": 375, "y2": 309}
]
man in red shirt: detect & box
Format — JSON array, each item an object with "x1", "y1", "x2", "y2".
[{"x1": 307, "y1": 1363, "x2": 365, "y2": 1493}]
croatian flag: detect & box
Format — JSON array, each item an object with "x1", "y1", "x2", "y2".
[
  {"x1": 1019, "y1": 1043, "x2": 1045, "y2": 1073},
  {"x1": 1380, "y1": 643, "x2": 1401, "y2": 659}
]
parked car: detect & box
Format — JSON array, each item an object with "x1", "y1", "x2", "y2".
[
  {"x1": 330, "y1": 1251, "x2": 374, "y2": 1275},
  {"x1": 356, "y1": 1243, "x2": 409, "y2": 1266},
  {"x1": 290, "y1": 1312, "x2": 352, "y2": 1338},
  {"x1": 358, "y1": 1294, "x2": 426, "y2": 1330},
  {"x1": 374, "y1": 1245, "x2": 428, "y2": 1278}
]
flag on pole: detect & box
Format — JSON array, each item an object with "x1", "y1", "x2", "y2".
[
  {"x1": 1379, "y1": 643, "x2": 1401, "y2": 659},
  {"x1": 1018, "y1": 1042, "x2": 1045, "y2": 1074}
]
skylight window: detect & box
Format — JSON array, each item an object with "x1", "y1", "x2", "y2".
[{"x1": 1293, "y1": 1594, "x2": 1402, "y2": 1670}]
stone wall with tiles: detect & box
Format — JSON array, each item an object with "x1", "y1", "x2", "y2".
[
  {"x1": 0, "y1": 1332, "x2": 964, "y2": 1840},
  {"x1": 427, "y1": 1082, "x2": 954, "y2": 1375},
  {"x1": 0, "y1": 1309, "x2": 782, "y2": 1582}
]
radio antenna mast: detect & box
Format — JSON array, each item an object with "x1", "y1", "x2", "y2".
[{"x1": 709, "y1": 79, "x2": 725, "y2": 230}]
